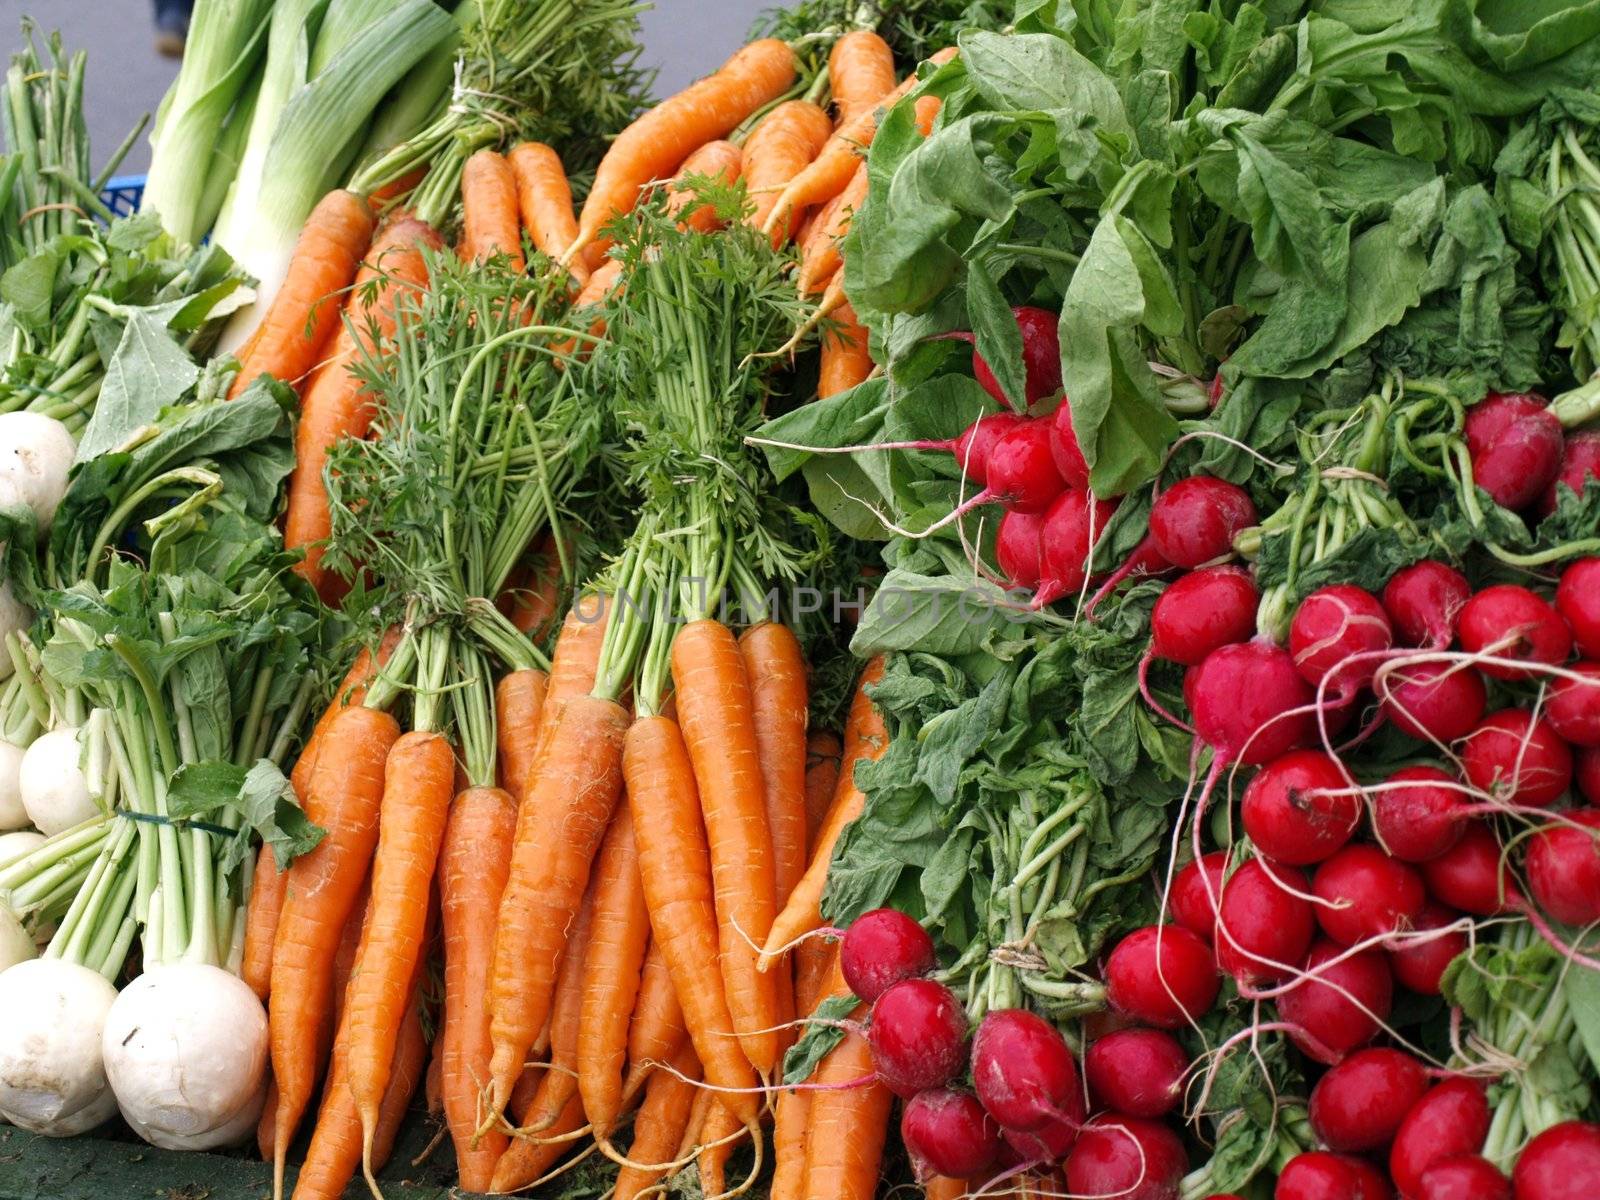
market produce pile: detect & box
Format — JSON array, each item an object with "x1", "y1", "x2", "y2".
[{"x1": 4, "y1": 1, "x2": 1600, "y2": 1198}]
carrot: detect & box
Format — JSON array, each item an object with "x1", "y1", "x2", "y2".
[
  {"x1": 923, "y1": 1178, "x2": 971, "y2": 1200},
  {"x1": 666, "y1": 139, "x2": 743, "y2": 234},
  {"x1": 827, "y1": 31, "x2": 896, "y2": 126},
  {"x1": 623, "y1": 937, "x2": 688, "y2": 1097},
  {"x1": 230, "y1": 190, "x2": 375, "y2": 399},
  {"x1": 913, "y1": 92, "x2": 943, "y2": 136},
  {"x1": 818, "y1": 301, "x2": 873, "y2": 399},
  {"x1": 552, "y1": 258, "x2": 625, "y2": 360},
  {"x1": 241, "y1": 846, "x2": 286, "y2": 1000},
  {"x1": 623, "y1": 715, "x2": 760, "y2": 1129},
  {"x1": 576, "y1": 806, "x2": 652, "y2": 1135},
  {"x1": 439, "y1": 785, "x2": 518, "y2": 1192},
  {"x1": 425, "y1": 1041, "x2": 443, "y2": 1115},
  {"x1": 344, "y1": 731, "x2": 454, "y2": 1191},
  {"x1": 494, "y1": 668, "x2": 548, "y2": 807},
  {"x1": 290, "y1": 964, "x2": 429, "y2": 1200},
  {"x1": 519, "y1": 872, "x2": 598, "y2": 1133},
  {"x1": 536, "y1": 601, "x2": 614, "y2": 752},
  {"x1": 486, "y1": 693, "x2": 630, "y2": 1120},
  {"x1": 285, "y1": 218, "x2": 442, "y2": 601},
  {"x1": 612, "y1": 1044, "x2": 703, "y2": 1200},
  {"x1": 508, "y1": 142, "x2": 587, "y2": 284},
  {"x1": 769, "y1": 1084, "x2": 811, "y2": 1200},
  {"x1": 502, "y1": 532, "x2": 567, "y2": 637},
  {"x1": 289, "y1": 625, "x2": 405, "y2": 825},
  {"x1": 696, "y1": 1101, "x2": 747, "y2": 1197},
  {"x1": 760, "y1": 48, "x2": 958, "y2": 238},
  {"x1": 460, "y1": 149, "x2": 524, "y2": 270},
  {"x1": 269, "y1": 706, "x2": 400, "y2": 1200},
  {"x1": 798, "y1": 163, "x2": 865, "y2": 295},
  {"x1": 680, "y1": 1087, "x2": 715, "y2": 1162},
  {"x1": 803, "y1": 731, "x2": 843, "y2": 845},
  {"x1": 761, "y1": 657, "x2": 886, "y2": 967},
  {"x1": 671, "y1": 619, "x2": 781, "y2": 1077},
  {"x1": 739, "y1": 623, "x2": 809, "y2": 904},
  {"x1": 800, "y1": 1028, "x2": 893, "y2": 1200},
  {"x1": 569, "y1": 39, "x2": 796, "y2": 259},
  {"x1": 741, "y1": 100, "x2": 832, "y2": 243},
  {"x1": 486, "y1": 1090, "x2": 587, "y2": 1194}
]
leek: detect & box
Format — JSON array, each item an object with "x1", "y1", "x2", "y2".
[
  {"x1": 141, "y1": 0, "x2": 272, "y2": 247},
  {"x1": 354, "y1": 3, "x2": 477, "y2": 170}
]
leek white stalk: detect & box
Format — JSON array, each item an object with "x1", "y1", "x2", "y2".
[{"x1": 142, "y1": 0, "x2": 274, "y2": 247}]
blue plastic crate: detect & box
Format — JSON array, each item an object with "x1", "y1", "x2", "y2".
[{"x1": 99, "y1": 173, "x2": 145, "y2": 218}]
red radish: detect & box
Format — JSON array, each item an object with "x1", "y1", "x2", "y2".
[
  {"x1": 1510, "y1": 1120, "x2": 1600, "y2": 1200},
  {"x1": 868, "y1": 978, "x2": 969, "y2": 1099},
  {"x1": 1464, "y1": 391, "x2": 1564, "y2": 511},
  {"x1": 901, "y1": 1088, "x2": 1002, "y2": 1181},
  {"x1": 1379, "y1": 660, "x2": 1487, "y2": 743},
  {"x1": 1048, "y1": 400, "x2": 1089, "y2": 490},
  {"x1": 1289, "y1": 585, "x2": 1394, "y2": 697},
  {"x1": 1372, "y1": 765, "x2": 1467, "y2": 862},
  {"x1": 1547, "y1": 663, "x2": 1600, "y2": 747},
  {"x1": 1384, "y1": 561, "x2": 1472, "y2": 648},
  {"x1": 1241, "y1": 750, "x2": 1362, "y2": 866},
  {"x1": 1557, "y1": 559, "x2": 1600, "y2": 660},
  {"x1": 967, "y1": 306, "x2": 1063, "y2": 408},
  {"x1": 1150, "y1": 567, "x2": 1259, "y2": 667},
  {"x1": 841, "y1": 908, "x2": 937, "y2": 1003},
  {"x1": 1104, "y1": 924, "x2": 1219, "y2": 1029},
  {"x1": 1215, "y1": 859, "x2": 1315, "y2": 986},
  {"x1": 1525, "y1": 809, "x2": 1600, "y2": 927},
  {"x1": 1275, "y1": 1151, "x2": 1388, "y2": 1200},
  {"x1": 1002, "y1": 1105, "x2": 1085, "y2": 1163},
  {"x1": 1417, "y1": 1154, "x2": 1510, "y2": 1200},
  {"x1": 1312, "y1": 845, "x2": 1425, "y2": 946},
  {"x1": 1580, "y1": 747, "x2": 1600, "y2": 804},
  {"x1": 1084, "y1": 1028, "x2": 1187, "y2": 1119},
  {"x1": 1147, "y1": 476, "x2": 1258, "y2": 568},
  {"x1": 1389, "y1": 1078, "x2": 1492, "y2": 1198},
  {"x1": 953, "y1": 412, "x2": 1025, "y2": 486},
  {"x1": 1190, "y1": 641, "x2": 1316, "y2": 766},
  {"x1": 1308, "y1": 1047, "x2": 1429, "y2": 1152},
  {"x1": 1034, "y1": 489, "x2": 1119, "y2": 605},
  {"x1": 1458, "y1": 586, "x2": 1573, "y2": 681},
  {"x1": 1421, "y1": 824, "x2": 1519, "y2": 915},
  {"x1": 996, "y1": 508, "x2": 1046, "y2": 591},
  {"x1": 986, "y1": 420, "x2": 1066, "y2": 513},
  {"x1": 1209, "y1": 371, "x2": 1225, "y2": 408},
  {"x1": 1170, "y1": 852, "x2": 1229, "y2": 941},
  {"x1": 1461, "y1": 710, "x2": 1573, "y2": 809},
  {"x1": 1276, "y1": 938, "x2": 1393, "y2": 1061},
  {"x1": 1388, "y1": 901, "x2": 1469, "y2": 994},
  {"x1": 1540, "y1": 430, "x2": 1600, "y2": 516},
  {"x1": 1063, "y1": 1114, "x2": 1187, "y2": 1200},
  {"x1": 970, "y1": 1009, "x2": 1080, "y2": 1133}
]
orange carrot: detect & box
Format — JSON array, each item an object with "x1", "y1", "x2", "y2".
[
  {"x1": 486, "y1": 693, "x2": 630, "y2": 1120},
  {"x1": 696, "y1": 1101, "x2": 747, "y2": 1197},
  {"x1": 231, "y1": 190, "x2": 374, "y2": 398},
  {"x1": 241, "y1": 846, "x2": 286, "y2": 1000},
  {"x1": 827, "y1": 31, "x2": 896, "y2": 126},
  {"x1": 576, "y1": 806, "x2": 652, "y2": 1136},
  {"x1": 623, "y1": 715, "x2": 760, "y2": 1129},
  {"x1": 612, "y1": 1044, "x2": 703, "y2": 1200},
  {"x1": 344, "y1": 731, "x2": 454, "y2": 1190},
  {"x1": 665, "y1": 139, "x2": 743, "y2": 233},
  {"x1": 623, "y1": 937, "x2": 688, "y2": 1097},
  {"x1": 680, "y1": 1087, "x2": 715, "y2": 1162},
  {"x1": 798, "y1": 163, "x2": 865, "y2": 294},
  {"x1": 494, "y1": 667, "x2": 548, "y2": 807},
  {"x1": 502, "y1": 532, "x2": 567, "y2": 638},
  {"x1": 770, "y1": 1083, "x2": 811, "y2": 1200},
  {"x1": 801, "y1": 1028, "x2": 893, "y2": 1200},
  {"x1": 460, "y1": 149, "x2": 524, "y2": 270},
  {"x1": 519, "y1": 872, "x2": 598, "y2": 1133},
  {"x1": 290, "y1": 963, "x2": 429, "y2": 1200},
  {"x1": 294, "y1": 625, "x2": 407, "y2": 796},
  {"x1": 508, "y1": 142, "x2": 587, "y2": 284},
  {"x1": 761, "y1": 657, "x2": 886, "y2": 967},
  {"x1": 803, "y1": 730, "x2": 843, "y2": 844},
  {"x1": 439, "y1": 785, "x2": 518, "y2": 1192},
  {"x1": 534, "y1": 601, "x2": 613, "y2": 756},
  {"x1": 570, "y1": 39, "x2": 796, "y2": 258},
  {"x1": 923, "y1": 1177, "x2": 971, "y2": 1200},
  {"x1": 739, "y1": 623, "x2": 809, "y2": 904},
  {"x1": 488, "y1": 1090, "x2": 587, "y2": 1194},
  {"x1": 671, "y1": 619, "x2": 781, "y2": 1077},
  {"x1": 285, "y1": 218, "x2": 442, "y2": 601},
  {"x1": 819, "y1": 301, "x2": 873, "y2": 399},
  {"x1": 741, "y1": 100, "x2": 832, "y2": 243},
  {"x1": 553, "y1": 259, "x2": 625, "y2": 360},
  {"x1": 761, "y1": 49, "x2": 958, "y2": 237},
  {"x1": 269, "y1": 706, "x2": 400, "y2": 1199}
]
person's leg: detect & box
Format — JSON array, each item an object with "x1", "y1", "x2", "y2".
[{"x1": 153, "y1": 0, "x2": 191, "y2": 58}]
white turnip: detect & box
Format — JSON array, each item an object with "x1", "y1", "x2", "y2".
[
  {"x1": 0, "y1": 957, "x2": 117, "y2": 1134},
  {"x1": 0, "y1": 828, "x2": 44, "y2": 868},
  {"x1": 0, "y1": 412, "x2": 75, "y2": 538},
  {"x1": 19, "y1": 727, "x2": 98, "y2": 835},
  {"x1": 0, "y1": 904, "x2": 33, "y2": 971},
  {"x1": 0, "y1": 738, "x2": 28, "y2": 831},
  {"x1": 0, "y1": 579, "x2": 30, "y2": 680}
]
